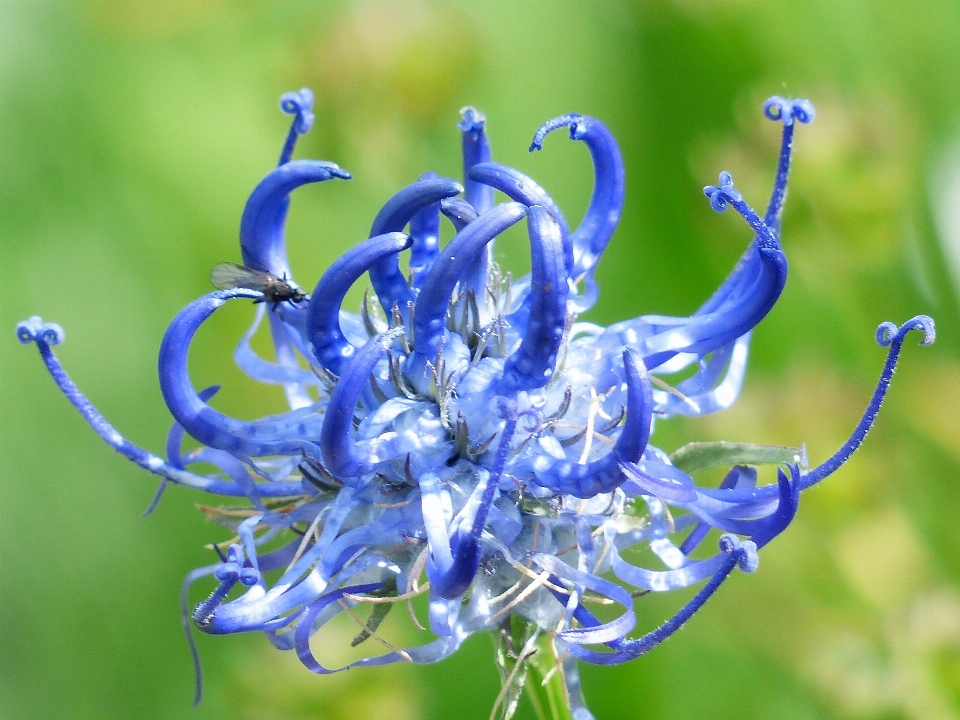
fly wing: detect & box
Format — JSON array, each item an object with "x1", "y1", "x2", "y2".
[{"x1": 210, "y1": 262, "x2": 270, "y2": 291}]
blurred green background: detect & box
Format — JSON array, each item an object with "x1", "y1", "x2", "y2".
[{"x1": 3, "y1": 1, "x2": 960, "y2": 718}]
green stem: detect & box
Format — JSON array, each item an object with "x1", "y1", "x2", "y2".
[{"x1": 524, "y1": 635, "x2": 575, "y2": 720}]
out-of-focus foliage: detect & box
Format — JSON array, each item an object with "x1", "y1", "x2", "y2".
[{"x1": 2, "y1": 1, "x2": 959, "y2": 719}]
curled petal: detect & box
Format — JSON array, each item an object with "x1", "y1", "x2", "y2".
[
  {"x1": 319, "y1": 329, "x2": 404, "y2": 480},
  {"x1": 368, "y1": 176, "x2": 463, "y2": 318},
  {"x1": 639, "y1": 175, "x2": 786, "y2": 368},
  {"x1": 439, "y1": 197, "x2": 478, "y2": 232},
  {"x1": 234, "y1": 305, "x2": 320, "y2": 386},
  {"x1": 694, "y1": 317, "x2": 934, "y2": 510},
  {"x1": 685, "y1": 465, "x2": 799, "y2": 544},
  {"x1": 295, "y1": 583, "x2": 384, "y2": 673},
  {"x1": 530, "y1": 113, "x2": 625, "y2": 287},
  {"x1": 801, "y1": 315, "x2": 935, "y2": 488},
  {"x1": 159, "y1": 290, "x2": 325, "y2": 457},
  {"x1": 679, "y1": 465, "x2": 755, "y2": 555},
  {"x1": 536, "y1": 554, "x2": 636, "y2": 644},
  {"x1": 307, "y1": 232, "x2": 412, "y2": 376},
  {"x1": 459, "y1": 108, "x2": 494, "y2": 295},
  {"x1": 561, "y1": 533, "x2": 754, "y2": 664},
  {"x1": 20, "y1": 314, "x2": 299, "y2": 495},
  {"x1": 409, "y1": 172, "x2": 442, "y2": 290},
  {"x1": 430, "y1": 401, "x2": 518, "y2": 599},
  {"x1": 412, "y1": 203, "x2": 527, "y2": 361},
  {"x1": 697, "y1": 100, "x2": 813, "y2": 320},
  {"x1": 439, "y1": 197, "x2": 487, "y2": 297},
  {"x1": 240, "y1": 160, "x2": 351, "y2": 279},
  {"x1": 428, "y1": 531, "x2": 484, "y2": 601},
  {"x1": 149, "y1": 384, "x2": 223, "y2": 515},
  {"x1": 267, "y1": 311, "x2": 314, "y2": 411},
  {"x1": 530, "y1": 348, "x2": 653, "y2": 498},
  {"x1": 496, "y1": 206, "x2": 568, "y2": 393},
  {"x1": 655, "y1": 334, "x2": 750, "y2": 417},
  {"x1": 750, "y1": 465, "x2": 800, "y2": 548},
  {"x1": 468, "y1": 162, "x2": 573, "y2": 275},
  {"x1": 609, "y1": 544, "x2": 728, "y2": 592},
  {"x1": 618, "y1": 459, "x2": 697, "y2": 503}
]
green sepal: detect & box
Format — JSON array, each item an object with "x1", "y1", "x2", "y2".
[{"x1": 491, "y1": 616, "x2": 535, "y2": 720}]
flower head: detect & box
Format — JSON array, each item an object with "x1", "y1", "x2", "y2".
[{"x1": 18, "y1": 89, "x2": 934, "y2": 717}]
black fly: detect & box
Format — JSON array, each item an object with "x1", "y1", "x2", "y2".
[{"x1": 210, "y1": 262, "x2": 307, "y2": 304}]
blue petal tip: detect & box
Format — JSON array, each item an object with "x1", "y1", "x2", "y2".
[{"x1": 458, "y1": 106, "x2": 486, "y2": 134}]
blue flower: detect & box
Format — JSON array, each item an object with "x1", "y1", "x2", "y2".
[{"x1": 18, "y1": 89, "x2": 934, "y2": 717}]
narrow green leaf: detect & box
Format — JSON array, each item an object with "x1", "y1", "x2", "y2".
[
  {"x1": 350, "y1": 601, "x2": 393, "y2": 647},
  {"x1": 670, "y1": 441, "x2": 803, "y2": 474}
]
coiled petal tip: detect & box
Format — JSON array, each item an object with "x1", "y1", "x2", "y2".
[
  {"x1": 280, "y1": 87, "x2": 315, "y2": 134},
  {"x1": 876, "y1": 314, "x2": 936, "y2": 347},
  {"x1": 763, "y1": 96, "x2": 816, "y2": 126},
  {"x1": 719, "y1": 534, "x2": 759, "y2": 573},
  {"x1": 16, "y1": 316, "x2": 64, "y2": 346},
  {"x1": 703, "y1": 171, "x2": 742, "y2": 211}
]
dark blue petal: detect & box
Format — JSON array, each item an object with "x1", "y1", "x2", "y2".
[
  {"x1": 696, "y1": 98, "x2": 813, "y2": 317},
  {"x1": 409, "y1": 172, "x2": 442, "y2": 290},
  {"x1": 319, "y1": 329, "x2": 404, "y2": 480},
  {"x1": 459, "y1": 108, "x2": 494, "y2": 295},
  {"x1": 530, "y1": 113, "x2": 624, "y2": 290},
  {"x1": 240, "y1": 160, "x2": 350, "y2": 279},
  {"x1": 411, "y1": 202, "x2": 527, "y2": 363},
  {"x1": 307, "y1": 232, "x2": 412, "y2": 376},
  {"x1": 438, "y1": 197, "x2": 488, "y2": 298},
  {"x1": 158, "y1": 290, "x2": 325, "y2": 457},
  {"x1": 368, "y1": 176, "x2": 463, "y2": 318},
  {"x1": 496, "y1": 206, "x2": 568, "y2": 393},
  {"x1": 459, "y1": 107, "x2": 493, "y2": 214},
  {"x1": 678, "y1": 465, "x2": 755, "y2": 555},
  {"x1": 468, "y1": 162, "x2": 573, "y2": 276},
  {"x1": 439, "y1": 197, "x2": 478, "y2": 232}
]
